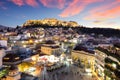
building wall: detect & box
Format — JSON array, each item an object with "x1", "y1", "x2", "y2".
[
  {"x1": 41, "y1": 46, "x2": 52, "y2": 55},
  {"x1": 95, "y1": 50, "x2": 107, "y2": 66},
  {"x1": 41, "y1": 46, "x2": 61, "y2": 55},
  {"x1": 0, "y1": 49, "x2": 5, "y2": 68},
  {"x1": 94, "y1": 49, "x2": 107, "y2": 80},
  {"x1": 0, "y1": 52, "x2": 2, "y2": 68}
]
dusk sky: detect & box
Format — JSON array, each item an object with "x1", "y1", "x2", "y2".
[{"x1": 0, "y1": 0, "x2": 120, "y2": 29}]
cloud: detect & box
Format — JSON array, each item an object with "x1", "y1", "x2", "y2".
[
  {"x1": 93, "y1": 20, "x2": 103, "y2": 24},
  {"x1": 10, "y1": 0, "x2": 68, "y2": 8},
  {"x1": 84, "y1": 0, "x2": 120, "y2": 20},
  {"x1": 92, "y1": 21, "x2": 116, "y2": 27},
  {"x1": 89, "y1": 1, "x2": 119, "y2": 14},
  {"x1": 25, "y1": 0, "x2": 38, "y2": 7},
  {"x1": 10, "y1": 0, "x2": 24, "y2": 6},
  {"x1": 39, "y1": 0, "x2": 67, "y2": 9},
  {"x1": 9, "y1": 0, "x2": 38, "y2": 7},
  {"x1": 0, "y1": 1, "x2": 7, "y2": 10},
  {"x1": 84, "y1": 5, "x2": 120, "y2": 21},
  {"x1": 10, "y1": 0, "x2": 70, "y2": 8},
  {"x1": 59, "y1": 0, "x2": 103, "y2": 17}
]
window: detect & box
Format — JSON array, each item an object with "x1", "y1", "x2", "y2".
[
  {"x1": 15, "y1": 57, "x2": 19, "y2": 60},
  {"x1": 4, "y1": 57, "x2": 9, "y2": 60}
]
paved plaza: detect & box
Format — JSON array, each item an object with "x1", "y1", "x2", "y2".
[{"x1": 39, "y1": 64, "x2": 98, "y2": 80}]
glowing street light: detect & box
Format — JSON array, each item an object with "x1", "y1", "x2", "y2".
[
  {"x1": 13, "y1": 41, "x2": 16, "y2": 43},
  {"x1": 22, "y1": 41, "x2": 25, "y2": 44},
  {"x1": 29, "y1": 39, "x2": 33, "y2": 43},
  {"x1": 112, "y1": 63, "x2": 116, "y2": 69},
  {"x1": 23, "y1": 45, "x2": 26, "y2": 48},
  {"x1": 35, "y1": 40, "x2": 38, "y2": 43}
]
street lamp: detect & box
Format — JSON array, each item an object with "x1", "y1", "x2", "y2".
[
  {"x1": 22, "y1": 41, "x2": 25, "y2": 44},
  {"x1": 35, "y1": 40, "x2": 38, "y2": 43},
  {"x1": 29, "y1": 39, "x2": 33, "y2": 43},
  {"x1": 112, "y1": 63, "x2": 116, "y2": 69},
  {"x1": 23, "y1": 45, "x2": 26, "y2": 48}
]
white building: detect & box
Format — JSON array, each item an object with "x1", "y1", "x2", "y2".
[
  {"x1": 0, "y1": 40, "x2": 7, "y2": 47},
  {"x1": 0, "y1": 47, "x2": 6, "y2": 68}
]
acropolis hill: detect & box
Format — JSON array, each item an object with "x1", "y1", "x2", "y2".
[{"x1": 22, "y1": 18, "x2": 79, "y2": 28}]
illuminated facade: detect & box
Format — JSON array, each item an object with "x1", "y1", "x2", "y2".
[
  {"x1": 95, "y1": 49, "x2": 107, "y2": 80},
  {"x1": 41, "y1": 45, "x2": 61, "y2": 56}
]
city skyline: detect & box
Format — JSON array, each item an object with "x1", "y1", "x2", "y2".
[{"x1": 0, "y1": 0, "x2": 120, "y2": 29}]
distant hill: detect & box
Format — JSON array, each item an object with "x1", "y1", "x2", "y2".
[
  {"x1": 0, "y1": 25, "x2": 9, "y2": 29},
  {"x1": 0, "y1": 25, "x2": 15, "y2": 29},
  {"x1": 76, "y1": 27, "x2": 120, "y2": 37},
  {"x1": 0, "y1": 25, "x2": 15, "y2": 32}
]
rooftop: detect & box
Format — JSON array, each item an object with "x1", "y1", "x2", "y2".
[
  {"x1": 74, "y1": 44, "x2": 94, "y2": 54},
  {"x1": 42, "y1": 45, "x2": 60, "y2": 49},
  {"x1": 45, "y1": 40, "x2": 55, "y2": 44},
  {"x1": 114, "y1": 43, "x2": 120, "y2": 48},
  {"x1": 3, "y1": 53, "x2": 22, "y2": 63}
]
